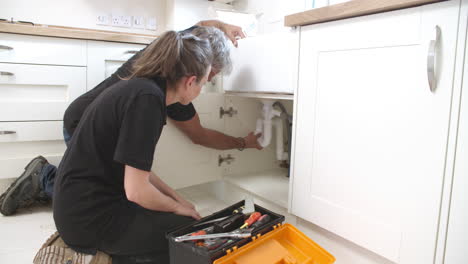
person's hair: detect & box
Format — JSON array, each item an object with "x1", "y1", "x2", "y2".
[
  {"x1": 127, "y1": 30, "x2": 214, "y2": 85},
  {"x1": 189, "y1": 26, "x2": 232, "y2": 74}
]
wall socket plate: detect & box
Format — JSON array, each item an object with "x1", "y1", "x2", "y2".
[
  {"x1": 121, "y1": 15, "x2": 132, "y2": 28},
  {"x1": 111, "y1": 14, "x2": 121, "y2": 27},
  {"x1": 133, "y1": 16, "x2": 145, "y2": 29},
  {"x1": 96, "y1": 14, "x2": 110, "y2": 26},
  {"x1": 146, "y1": 17, "x2": 157, "y2": 31}
]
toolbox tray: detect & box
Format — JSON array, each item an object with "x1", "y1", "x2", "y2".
[{"x1": 166, "y1": 200, "x2": 285, "y2": 264}]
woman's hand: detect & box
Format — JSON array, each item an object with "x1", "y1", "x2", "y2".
[
  {"x1": 220, "y1": 23, "x2": 246, "y2": 47},
  {"x1": 174, "y1": 204, "x2": 201, "y2": 220},
  {"x1": 244, "y1": 132, "x2": 263, "y2": 150},
  {"x1": 197, "y1": 20, "x2": 246, "y2": 47},
  {"x1": 177, "y1": 197, "x2": 196, "y2": 210}
]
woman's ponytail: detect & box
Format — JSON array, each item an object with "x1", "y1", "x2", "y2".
[{"x1": 127, "y1": 30, "x2": 213, "y2": 87}]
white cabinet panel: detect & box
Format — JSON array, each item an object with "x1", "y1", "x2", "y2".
[
  {"x1": 87, "y1": 40, "x2": 146, "y2": 90},
  {"x1": 0, "y1": 33, "x2": 86, "y2": 66},
  {"x1": 0, "y1": 121, "x2": 63, "y2": 142},
  {"x1": 0, "y1": 63, "x2": 86, "y2": 121},
  {"x1": 223, "y1": 31, "x2": 298, "y2": 94},
  {"x1": 292, "y1": 1, "x2": 460, "y2": 263},
  {"x1": 153, "y1": 93, "x2": 225, "y2": 189}
]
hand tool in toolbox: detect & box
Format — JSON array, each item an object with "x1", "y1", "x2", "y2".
[
  {"x1": 213, "y1": 213, "x2": 244, "y2": 233},
  {"x1": 240, "y1": 212, "x2": 261, "y2": 229},
  {"x1": 196, "y1": 238, "x2": 231, "y2": 250},
  {"x1": 250, "y1": 214, "x2": 271, "y2": 229},
  {"x1": 192, "y1": 203, "x2": 248, "y2": 228},
  {"x1": 174, "y1": 228, "x2": 254, "y2": 242}
]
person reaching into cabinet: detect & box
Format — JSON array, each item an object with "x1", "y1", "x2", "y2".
[
  {"x1": 0, "y1": 20, "x2": 262, "y2": 217},
  {"x1": 34, "y1": 26, "x2": 249, "y2": 263}
]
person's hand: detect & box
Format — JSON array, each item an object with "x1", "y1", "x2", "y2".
[
  {"x1": 220, "y1": 22, "x2": 246, "y2": 47},
  {"x1": 174, "y1": 204, "x2": 201, "y2": 220},
  {"x1": 177, "y1": 197, "x2": 196, "y2": 210},
  {"x1": 244, "y1": 132, "x2": 262, "y2": 150}
]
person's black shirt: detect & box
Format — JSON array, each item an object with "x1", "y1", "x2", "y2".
[
  {"x1": 53, "y1": 77, "x2": 167, "y2": 254},
  {"x1": 63, "y1": 26, "x2": 199, "y2": 136}
]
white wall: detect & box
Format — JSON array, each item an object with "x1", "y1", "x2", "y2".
[
  {"x1": 166, "y1": 0, "x2": 234, "y2": 31},
  {"x1": 1, "y1": 0, "x2": 166, "y2": 35},
  {"x1": 234, "y1": 0, "x2": 306, "y2": 34}
]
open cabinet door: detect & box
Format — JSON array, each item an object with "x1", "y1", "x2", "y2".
[{"x1": 152, "y1": 93, "x2": 225, "y2": 189}]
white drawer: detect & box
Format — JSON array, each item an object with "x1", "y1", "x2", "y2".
[
  {"x1": 0, "y1": 121, "x2": 63, "y2": 142},
  {"x1": 0, "y1": 63, "x2": 86, "y2": 121},
  {"x1": 87, "y1": 40, "x2": 146, "y2": 89},
  {"x1": 0, "y1": 33, "x2": 86, "y2": 66}
]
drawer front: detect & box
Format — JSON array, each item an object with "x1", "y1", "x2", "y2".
[
  {"x1": 0, "y1": 121, "x2": 63, "y2": 142},
  {"x1": 87, "y1": 40, "x2": 146, "y2": 89},
  {"x1": 0, "y1": 33, "x2": 86, "y2": 66},
  {"x1": 0, "y1": 63, "x2": 86, "y2": 121}
]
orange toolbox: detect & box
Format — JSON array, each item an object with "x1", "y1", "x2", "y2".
[{"x1": 167, "y1": 200, "x2": 335, "y2": 264}]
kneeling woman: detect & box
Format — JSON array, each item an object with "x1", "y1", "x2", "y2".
[{"x1": 53, "y1": 30, "x2": 218, "y2": 263}]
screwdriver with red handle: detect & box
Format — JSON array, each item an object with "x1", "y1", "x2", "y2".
[
  {"x1": 250, "y1": 214, "x2": 271, "y2": 229},
  {"x1": 240, "y1": 212, "x2": 261, "y2": 229}
]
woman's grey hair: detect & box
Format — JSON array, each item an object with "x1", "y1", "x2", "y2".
[
  {"x1": 126, "y1": 30, "x2": 214, "y2": 86},
  {"x1": 189, "y1": 26, "x2": 232, "y2": 75}
]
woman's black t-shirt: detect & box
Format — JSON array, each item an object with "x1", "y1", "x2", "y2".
[
  {"x1": 53, "y1": 77, "x2": 167, "y2": 254},
  {"x1": 63, "y1": 26, "x2": 199, "y2": 136}
]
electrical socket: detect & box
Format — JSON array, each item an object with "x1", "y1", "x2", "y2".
[
  {"x1": 146, "y1": 17, "x2": 157, "y2": 31},
  {"x1": 96, "y1": 14, "x2": 110, "y2": 26},
  {"x1": 111, "y1": 14, "x2": 121, "y2": 27},
  {"x1": 133, "y1": 16, "x2": 145, "y2": 29},
  {"x1": 121, "y1": 15, "x2": 132, "y2": 28}
]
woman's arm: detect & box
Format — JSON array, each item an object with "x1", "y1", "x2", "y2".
[
  {"x1": 171, "y1": 113, "x2": 262, "y2": 150},
  {"x1": 149, "y1": 171, "x2": 195, "y2": 209},
  {"x1": 124, "y1": 165, "x2": 201, "y2": 220},
  {"x1": 196, "y1": 20, "x2": 246, "y2": 47}
]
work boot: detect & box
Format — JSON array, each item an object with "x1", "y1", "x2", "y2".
[{"x1": 0, "y1": 156, "x2": 50, "y2": 216}]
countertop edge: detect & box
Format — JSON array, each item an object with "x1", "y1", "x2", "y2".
[
  {"x1": 0, "y1": 22, "x2": 156, "y2": 44},
  {"x1": 284, "y1": 0, "x2": 446, "y2": 27}
]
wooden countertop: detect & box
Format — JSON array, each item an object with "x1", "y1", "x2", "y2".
[
  {"x1": 285, "y1": 0, "x2": 446, "y2": 27},
  {"x1": 0, "y1": 22, "x2": 156, "y2": 44}
]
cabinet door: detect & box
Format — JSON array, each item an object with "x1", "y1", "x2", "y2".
[
  {"x1": 0, "y1": 63, "x2": 86, "y2": 121},
  {"x1": 292, "y1": 1, "x2": 460, "y2": 263},
  {"x1": 86, "y1": 41, "x2": 147, "y2": 90}
]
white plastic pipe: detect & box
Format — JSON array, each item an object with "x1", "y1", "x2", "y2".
[
  {"x1": 255, "y1": 100, "x2": 288, "y2": 161},
  {"x1": 255, "y1": 100, "x2": 280, "y2": 148}
]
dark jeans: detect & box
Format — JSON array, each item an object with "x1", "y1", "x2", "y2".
[
  {"x1": 39, "y1": 127, "x2": 71, "y2": 198},
  {"x1": 99, "y1": 204, "x2": 194, "y2": 264}
]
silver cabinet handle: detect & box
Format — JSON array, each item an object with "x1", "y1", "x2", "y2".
[
  {"x1": 0, "y1": 71, "x2": 14, "y2": 76},
  {"x1": 124, "y1": 50, "x2": 138, "y2": 54},
  {"x1": 428, "y1": 26, "x2": 441, "y2": 93},
  {"x1": 0, "y1": 45, "x2": 13, "y2": 50},
  {"x1": 0, "y1": 131, "x2": 16, "y2": 135}
]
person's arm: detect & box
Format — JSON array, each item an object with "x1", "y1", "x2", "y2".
[
  {"x1": 196, "y1": 20, "x2": 246, "y2": 47},
  {"x1": 124, "y1": 165, "x2": 201, "y2": 220},
  {"x1": 149, "y1": 171, "x2": 195, "y2": 210},
  {"x1": 171, "y1": 113, "x2": 262, "y2": 150}
]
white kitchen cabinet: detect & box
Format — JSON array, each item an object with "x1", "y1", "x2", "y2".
[
  {"x1": 0, "y1": 34, "x2": 86, "y2": 179},
  {"x1": 86, "y1": 40, "x2": 147, "y2": 90},
  {"x1": 222, "y1": 31, "x2": 299, "y2": 94},
  {"x1": 0, "y1": 63, "x2": 86, "y2": 121},
  {"x1": 292, "y1": 1, "x2": 460, "y2": 263},
  {"x1": 0, "y1": 33, "x2": 86, "y2": 66}
]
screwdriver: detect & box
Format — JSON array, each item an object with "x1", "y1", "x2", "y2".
[
  {"x1": 250, "y1": 214, "x2": 271, "y2": 229},
  {"x1": 240, "y1": 212, "x2": 261, "y2": 229},
  {"x1": 189, "y1": 230, "x2": 207, "y2": 242},
  {"x1": 214, "y1": 213, "x2": 245, "y2": 233}
]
